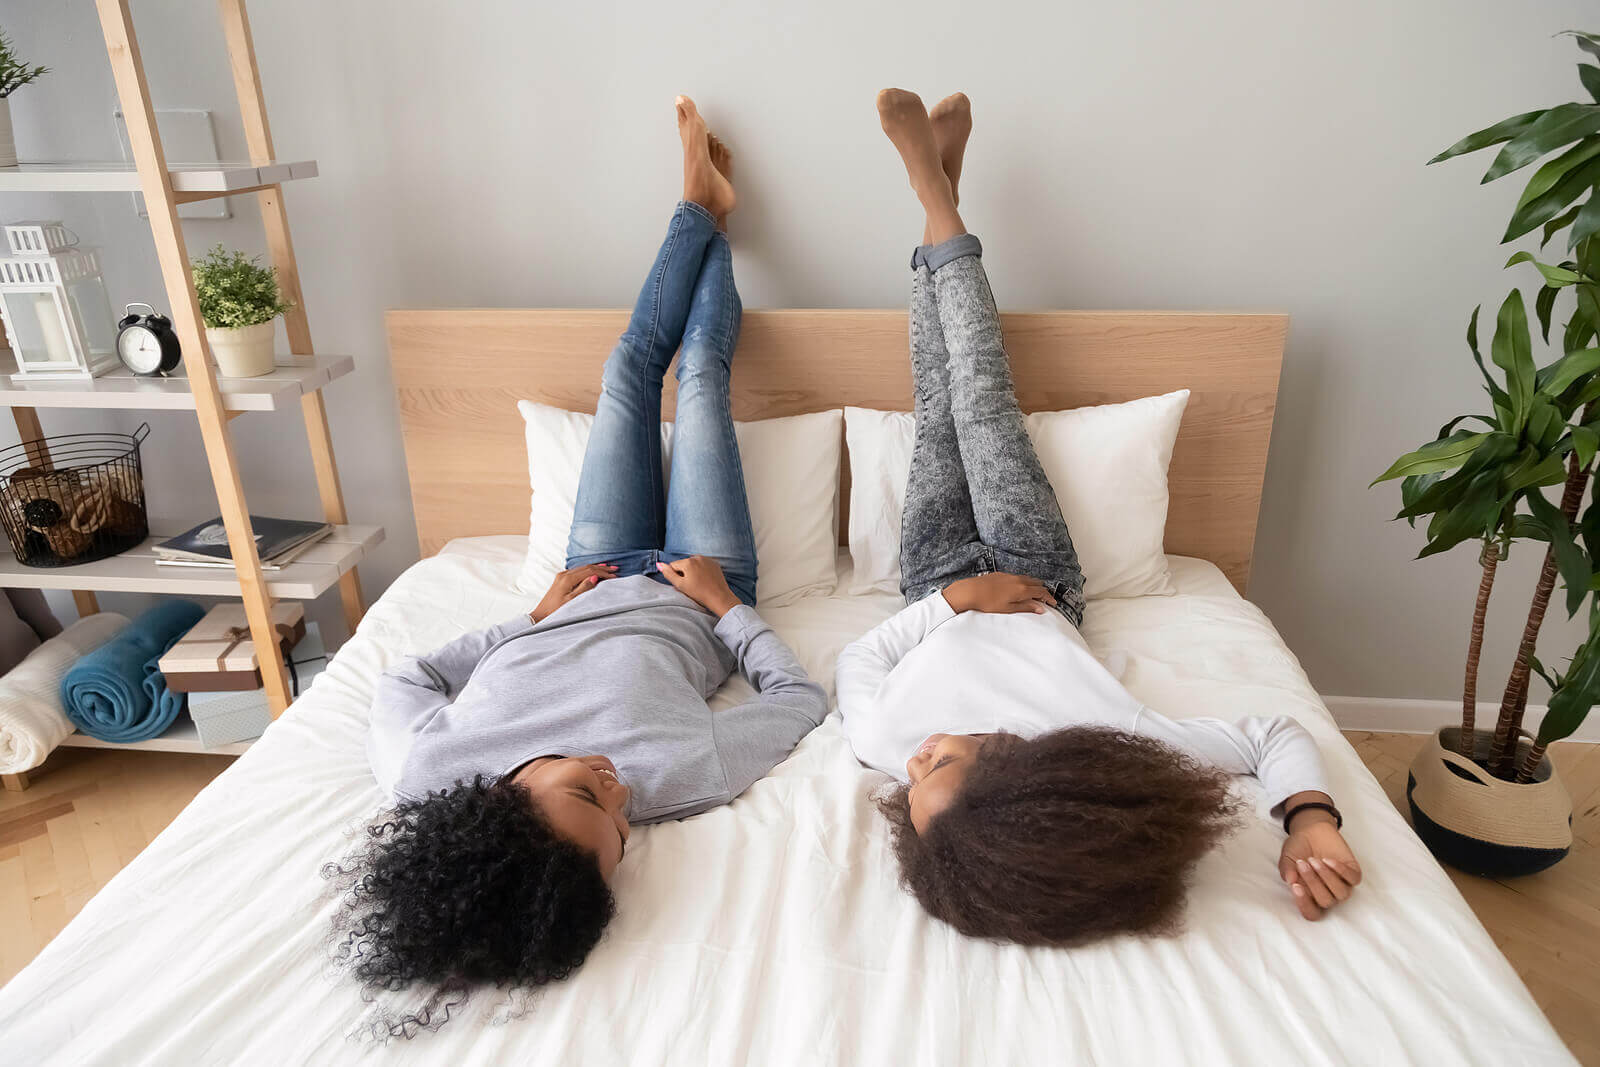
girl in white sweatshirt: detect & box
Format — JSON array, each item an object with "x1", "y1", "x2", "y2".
[{"x1": 835, "y1": 89, "x2": 1362, "y2": 945}]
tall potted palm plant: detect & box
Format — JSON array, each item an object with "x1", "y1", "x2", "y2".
[{"x1": 1376, "y1": 30, "x2": 1600, "y2": 876}]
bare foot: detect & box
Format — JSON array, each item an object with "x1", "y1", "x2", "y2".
[
  {"x1": 677, "y1": 96, "x2": 736, "y2": 223},
  {"x1": 929, "y1": 93, "x2": 971, "y2": 206},
  {"x1": 708, "y1": 133, "x2": 733, "y2": 230},
  {"x1": 877, "y1": 88, "x2": 950, "y2": 205}
]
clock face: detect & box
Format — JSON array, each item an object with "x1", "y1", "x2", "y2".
[{"x1": 117, "y1": 324, "x2": 165, "y2": 374}]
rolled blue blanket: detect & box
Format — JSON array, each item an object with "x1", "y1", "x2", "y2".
[{"x1": 61, "y1": 600, "x2": 205, "y2": 743}]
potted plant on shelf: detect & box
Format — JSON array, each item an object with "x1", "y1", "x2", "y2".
[
  {"x1": 1374, "y1": 30, "x2": 1600, "y2": 877},
  {"x1": 191, "y1": 245, "x2": 290, "y2": 378},
  {"x1": 0, "y1": 27, "x2": 49, "y2": 168}
]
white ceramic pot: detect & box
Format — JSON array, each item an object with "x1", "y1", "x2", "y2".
[
  {"x1": 0, "y1": 99, "x2": 17, "y2": 168},
  {"x1": 205, "y1": 321, "x2": 277, "y2": 378}
]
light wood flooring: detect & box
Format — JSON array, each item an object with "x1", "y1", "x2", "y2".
[{"x1": 2, "y1": 733, "x2": 1597, "y2": 1060}]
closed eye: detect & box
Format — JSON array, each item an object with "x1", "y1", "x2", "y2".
[{"x1": 912, "y1": 755, "x2": 957, "y2": 795}]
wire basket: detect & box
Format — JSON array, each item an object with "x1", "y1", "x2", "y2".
[{"x1": 0, "y1": 424, "x2": 151, "y2": 567}]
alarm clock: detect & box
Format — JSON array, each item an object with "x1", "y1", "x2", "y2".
[{"x1": 115, "y1": 303, "x2": 182, "y2": 376}]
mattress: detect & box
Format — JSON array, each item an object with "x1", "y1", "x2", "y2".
[{"x1": 0, "y1": 538, "x2": 1573, "y2": 1065}]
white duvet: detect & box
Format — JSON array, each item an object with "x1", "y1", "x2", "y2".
[{"x1": 0, "y1": 538, "x2": 1573, "y2": 1065}]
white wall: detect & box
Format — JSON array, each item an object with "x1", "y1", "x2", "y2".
[{"x1": 3, "y1": 0, "x2": 1596, "y2": 697}]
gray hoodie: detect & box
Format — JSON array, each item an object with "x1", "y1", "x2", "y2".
[{"x1": 366, "y1": 574, "x2": 827, "y2": 823}]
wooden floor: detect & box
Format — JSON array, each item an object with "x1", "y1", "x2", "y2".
[{"x1": 1, "y1": 733, "x2": 1598, "y2": 1060}]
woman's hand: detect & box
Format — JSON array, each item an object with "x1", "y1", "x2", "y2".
[
  {"x1": 942, "y1": 572, "x2": 1057, "y2": 615},
  {"x1": 531, "y1": 563, "x2": 619, "y2": 623},
  {"x1": 1278, "y1": 807, "x2": 1362, "y2": 921},
  {"x1": 656, "y1": 556, "x2": 741, "y2": 617}
]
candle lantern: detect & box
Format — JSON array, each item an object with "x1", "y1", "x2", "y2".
[{"x1": 0, "y1": 221, "x2": 119, "y2": 380}]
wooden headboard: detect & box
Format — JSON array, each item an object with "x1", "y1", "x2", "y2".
[{"x1": 386, "y1": 309, "x2": 1286, "y2": 593}]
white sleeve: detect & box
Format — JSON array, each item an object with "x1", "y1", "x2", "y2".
[
  {"x1": 834, "y1": 593, "x2": 957, "y2": 721},
  {"x1": 1130, "y1": 707, "x2": 1334, "y2": 821}
]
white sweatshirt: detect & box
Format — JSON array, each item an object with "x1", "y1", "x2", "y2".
[{"x1": 834, "y1": 593, "x2": 1332, "y2": 816}]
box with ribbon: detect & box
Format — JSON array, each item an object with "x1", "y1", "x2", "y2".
[{"x1": 157, "y1": 601, "x2": 305, "y2": 693}]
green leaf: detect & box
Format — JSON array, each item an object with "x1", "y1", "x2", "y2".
[
  {"x1": 1537, "y1": 284, "x2": 1560, "y2": 342},
  {"x1": 1491, "y1": 289, "x2": 1536, "y2": 428},
  {"x1": 1529, "y1": 653, "x2": 1561, "y2": 691},
  {"x1": 1564, "y1": 30, "x2": 1600, "y2": 63},
  {"x1": 1530, "y1": 489, "x2": 1593, "y2": 616},
  {"x1": 1373, "y1": 430, "x2": 1492, "y2": 484},
  {"x1": 1538, "y1": 346, "x2": 1600, "y2": 397},
  {"x1": 1399, "y1": 471, "x2": 1442, "y2": 526},
  {"x1": 1527, "y1": 397, "x2": 1561, "y2": 449},
  {"x1": 1543, "y1": 204, "x2": 1583, "y2": 248},
  {"x1": 1429, "y1": 109, "x2": 1546, "y2": 164},
  {"x1": 1503, "y1": 155, "x2": 1600, "y2": 241},
  {"x1": 1418, "y1": 471, "x2": 1504, "y2": 557},
  {"x1": 1572, "y1": 193, "x2": 1600, "y2": 250},
  {"x1": 1397, "y1": 433, "x2": 1520, "y2": 519},
  {"x1": 1506, "y1": 250, "x2": 1584, "y2": 287},
  {"x1": 1579, "y1": 284, "x2": 1600, "y2": 345},
  {"x1": 1501, "y1": 447, "x2": 1569, "y2": 494},
  {"x1": 1511, "y1": 513, "x2": 1550, "y2": 541},
  {"x1": 1566, "y1": 307, "x2": 1599, "y2": 355},
  {"x1": 1513, "y1": 137, "x2": 1600, "y2": 213},
  {"x1": 1538, "y1": 629, "x2": 1600, "y2": 746},
  {"x1": 1574, "y1": 425, "x2": 1600, "y2": 469},
  {"x1": 1484, "y1": 103, "x2": 1600, "y2": 182},
  {"x1": 1582, "y1": 64, "x2": 1600, "y2": 103}
]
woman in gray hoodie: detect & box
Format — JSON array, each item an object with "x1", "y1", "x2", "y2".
[{"x1": 329, "y1": 98, "x2": 825, "y2": 1029}]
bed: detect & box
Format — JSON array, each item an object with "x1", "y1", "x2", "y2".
[{"x1": 0, "y1": 309, "x2": 1575, "y2": 1065}]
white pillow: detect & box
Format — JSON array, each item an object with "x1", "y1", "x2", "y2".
[
  {"x1": 517, "y1": 401, "x2": 842, "y2": 606},
  {"x1": 844, "y1": 389, "x2": 1189, "y2": 600}
]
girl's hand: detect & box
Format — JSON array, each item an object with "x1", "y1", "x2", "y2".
[
  {"x1": 656, "y1": 556, "x2": 741, "y2": 617},
  {"x1": 942, "y1": 572, "x2": 1058, "y2": 615},
  {"x1": 1278, "y1": 811, "x2": 1362, "y2": 921},
  {"x1": 531, "y1": 563, "x2": 618, "y2": 623}
]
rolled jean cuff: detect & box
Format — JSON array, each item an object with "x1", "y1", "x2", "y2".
[
  {"x1": 912, "y1": 233, "x2": 982, "y2": 273},
  {"x1": 678, "y1": 200, "x2": 720, "y2": 227}
]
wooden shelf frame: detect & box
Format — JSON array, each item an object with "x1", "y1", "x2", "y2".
[{"x1": 0, "y1": 0, "x2": 373, "y2": 737}]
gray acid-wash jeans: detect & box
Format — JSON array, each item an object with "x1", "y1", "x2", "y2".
[{"x1": 899, "y1": 233, "x2": 1087, "y2": 625}]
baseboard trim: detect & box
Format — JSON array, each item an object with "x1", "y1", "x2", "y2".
[{"x1": 1321, "y1": 695, "x2": 1600, "y2": 744}]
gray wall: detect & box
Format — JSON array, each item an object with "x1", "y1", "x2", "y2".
[{"x1": 4, "y1": 0, "x2": 1595, "y2": 698}]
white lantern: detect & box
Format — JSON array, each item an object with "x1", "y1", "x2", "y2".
[{"x1": 0, "y1": 221, "x2": 119, "y2": 380}]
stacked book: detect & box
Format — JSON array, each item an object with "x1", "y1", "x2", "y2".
[{"x1": 155, "y1": 515, "x2": 331, "y2": 570}]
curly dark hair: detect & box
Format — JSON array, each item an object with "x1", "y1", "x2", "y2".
[
  {"x1": 323, "y1": 776, "x2": 615, "y2": 1035},
  {"x1": 878, "y1": 727, "x2": 1242, "y2": 946}
]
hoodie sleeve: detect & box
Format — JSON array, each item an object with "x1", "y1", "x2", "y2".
[
  {"x1": 708, "y1": 605, "x2": 829, "y2": 798},
  {"x1": 1131, "y1": 706, "x2": 1334, "y2": 820},
  {"x1": 365, "y1": 615, "x2": 533, "y2": 798}
]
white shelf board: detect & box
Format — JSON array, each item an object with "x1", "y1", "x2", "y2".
[
  {"x1": 57, "y1": 715, "x2": 254, "y2": 755},
  {"x1": 0, "y1": 160, "x2": 318, "y2": 193},
  {"x1": 0, "y1": 354, "x2": 354, "y2": 412},
  {"x1": 0, "y1": 524, "x2": 383, "y2": 598}
]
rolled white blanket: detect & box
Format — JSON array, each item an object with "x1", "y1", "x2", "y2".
[{"x1": 0, "y1": 612, "x2": 130, "y2": 773}]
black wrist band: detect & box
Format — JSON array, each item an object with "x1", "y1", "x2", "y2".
[{"x1": 1282, "y1": 801, "x2": 1342, "y2": 835}]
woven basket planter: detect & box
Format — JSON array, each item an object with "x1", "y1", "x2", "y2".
[{"x1": 1407, "y1": 727, "x2": 1571, "y2": 877}]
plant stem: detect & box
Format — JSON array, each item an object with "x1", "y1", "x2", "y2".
[
  {"x1": 1515, "y1": 738, "x2": 1549, "y2": 783},
  {"x1": 1460, "y1": 540, "x2": 1500, "y2": 757},
  {"x1": 1491, "y1": 448, "x2": 1591, "y2": 776}
]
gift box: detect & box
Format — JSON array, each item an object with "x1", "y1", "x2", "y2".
[
  {"x1": 158, "y1": 602, "x2": 305, "y2": 693},
  {"x1": 185, "y1": 622, "x2": 328, "y2": 748}
]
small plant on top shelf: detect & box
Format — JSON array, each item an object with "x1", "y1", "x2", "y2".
[
  {"x1": 0, "y1": 29, "x2": 48, "y2": 98},
  {"x1": 191, "y1": 245, "x2": 292, "y2": 379},
  {"x1": 0, "y1": 27, "x2": 49, "y2": 168}
]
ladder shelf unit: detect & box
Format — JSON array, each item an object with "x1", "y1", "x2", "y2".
[{"x1": 0, "y1": 0, "x2": 378, "y2": 785}]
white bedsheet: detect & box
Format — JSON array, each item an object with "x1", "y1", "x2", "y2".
[{"x1": 0, "y1": 538, "x2": 1572, "y2": 1065}]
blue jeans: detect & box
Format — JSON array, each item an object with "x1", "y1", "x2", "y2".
[
  {"x1": 899, "y1": 234, "x2": 1086, "y2": 625},
  {"x1": 565, "y1": 202, "x2": 758, "y2": 606}
]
